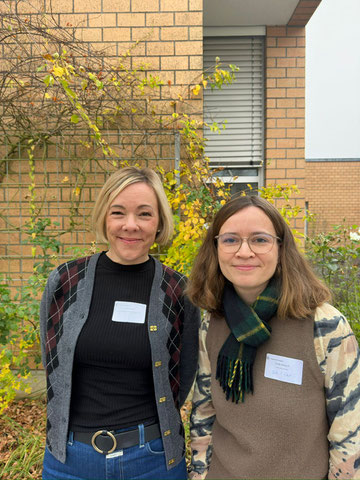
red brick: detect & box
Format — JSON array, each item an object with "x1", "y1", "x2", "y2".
[
  {"x1": 277, "y1": 37, "x2": 297, "y2": 47},
  {"x1": 277, "y1": 99, "x2": 296, "y2": 108},
  {"x1": 267, "y1": 88, "x2": 286, "y2": 98},
  {"x1": 267, "y1": 79, "x2": 277, "y2": 88},
  {"x1": 287, "y1": 47, "x2": 305, "y2": 57},
  {"x1": 287, "y1": 88, "x2": 305, "y2": 98},
  {"x1": 266, "y1": 58, "x2": 277, "y2": 68},
  {"x1": 267, "y1": 47, "x2": 286, "y2": 58},
  {"x1": 267, "y1": 129, "x2": 286, "y2": 138},
  {"x1": 286, "y1": 149, "x2": 304, "y2": 158},
  {"x1": 277, "y1": 139, "x2": 296, "y2": 148},
  {"x1": 277, "y1": 58, "x2": 297, "y2": 68},
  {"x1": 267, "y1": 68, "x2": 286, "y2": 78},
  {"x1": 266, "y1": 38, "x2": 277, "y2": 47},
  {"x1": 287, "y1": 108, "x2": 305, "y2": 118},
  {"x1": 267, "y1": 26, "x2": 287, "y2": 37},
  {"x1": 287, "y1": 128, "x2": 305, "y2": 138},
  {"x1": 266, "y1": 149, "x2": 286, "y2": 159},
  {"x1": 266, "y1": 169, "x2": 286, "y2": 179},
  {"x1": 277, "y1": 159, "x2": 296, "y2": 169},
  {"x1": 277, "y1": 119, "x2": 296, "y2": 128},
  {"x1": 266, "y1": 109, "x2": 286, "y2": 118},
  {"x1": 287, "y1": 68, "x2": 305, "y2": 77},
  {"x1": 286, "y1": 27, "x2": 305, "y2": 37},
  {"x1": 277, "y1": 78, "x2": 296, "y2": 88}
]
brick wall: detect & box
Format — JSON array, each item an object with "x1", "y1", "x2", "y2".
[
  {"x1": 37, "y1": 0, "x2": 202, "y2": 101},
  {"x1": 265, "y1": 26, "x2": 306, "y2": 230},
  {"x1": 306, "y1": 161, "x2": 360, "y2": 233},
  {"x1": 0, "y1": 0, "x2": 203, "y2": 281}
]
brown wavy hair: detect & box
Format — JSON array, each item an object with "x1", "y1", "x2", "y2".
[{"x1": 187, "y1": 195, "x2": 331, "y2": 319}]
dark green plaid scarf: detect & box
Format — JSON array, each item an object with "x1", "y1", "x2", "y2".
[{"x1": 216, "y1": 278, "x2": 279, "y2": 403}]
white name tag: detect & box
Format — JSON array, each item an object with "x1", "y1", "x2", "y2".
[
  {"x1": 264, "y1": 353, "x2": 303, "y2": 385},
  {"x1": 111, "y1": 301, "x2": 146, "y2": 324}
]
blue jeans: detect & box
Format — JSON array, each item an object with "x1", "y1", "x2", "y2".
[{"x1": 42, "y1": 425, "x2": 187, "y2": 480}]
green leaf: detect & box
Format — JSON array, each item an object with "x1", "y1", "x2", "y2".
[
  {"x1": 43, "y1": 74, "x2": 54, "y2": 87},
  {"x1": 70, "y1": 114, "x2": 80, "y2": 124}
]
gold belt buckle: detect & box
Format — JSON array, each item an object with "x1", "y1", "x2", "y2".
[{"x1": 91, "y1": 430, "x2": 117, "y2": 454}]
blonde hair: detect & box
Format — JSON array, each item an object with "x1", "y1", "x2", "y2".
[
  {"x1": 92, "y1": 167, "x2": 174, "y2": 245},
  {"x1": 187, "y1": 195, "x2": 331, "y2": 320}
]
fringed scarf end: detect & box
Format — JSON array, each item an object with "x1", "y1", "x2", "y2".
[{"x1": 216, "y1": 354, "x2": 253, "y2": 404}]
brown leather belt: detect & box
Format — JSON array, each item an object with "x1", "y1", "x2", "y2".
[{"x1": 73, "y1": 423, "x2": 161, "y2": 454}]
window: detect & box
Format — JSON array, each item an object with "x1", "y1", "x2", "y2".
[{"x1": 203, "y1": 36, "x2": 265, "y2": 195}]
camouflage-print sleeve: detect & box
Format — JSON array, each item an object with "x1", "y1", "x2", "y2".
[
  {"x1": 189, "y1": 313, "x2": 216, "y2": 479},
  {"x1": 314, "y1": 303, "x2": 360, "y2": 480}
]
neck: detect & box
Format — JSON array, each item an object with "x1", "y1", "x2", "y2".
[{"x1": 233, "y1": 286, "x2": 265, "y2": 306}]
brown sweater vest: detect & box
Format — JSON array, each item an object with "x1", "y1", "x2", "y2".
[{"x1": 206, "y1": 313, "x2": 329, "y2": 479}]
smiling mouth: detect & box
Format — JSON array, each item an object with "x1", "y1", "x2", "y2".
[
  {"x1": 233, "y1": 265, "x2": 257, "y2": 270},
  {"x1": 119, "y1": 237, "x2": 141, "y2": 243}
]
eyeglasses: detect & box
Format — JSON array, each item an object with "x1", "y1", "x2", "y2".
[{"x1": 215, "y1": 233, "x2": 281, "y2": 254}]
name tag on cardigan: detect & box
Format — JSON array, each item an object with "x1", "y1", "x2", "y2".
[
  {"x1": 112, "y1": 301, "x2": 146, "y2": 324},
  {"x1": 264, "y1": 353, "x2": 303, "y2": 385}
]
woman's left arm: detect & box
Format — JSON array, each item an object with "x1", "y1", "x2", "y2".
[
  {"x1": 179, "y1": 296, "x2": 201, "y2": 407},
  {"x1": 314, "y1": 304, "x2": 360, "y2": 480}
]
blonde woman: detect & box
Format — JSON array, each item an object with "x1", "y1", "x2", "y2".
[{"x1": 40, "y1": 167, "x2": 200, "y2": 480}]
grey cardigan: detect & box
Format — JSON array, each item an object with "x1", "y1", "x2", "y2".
[{"x1": 40, "y1": 253, "x2": 200, "y2": 469}]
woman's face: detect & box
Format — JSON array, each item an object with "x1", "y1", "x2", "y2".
[
  {"x1": 217, "y1": 206, "x2": 279, "y2": 305},
  {"x1": 105, "y1": 182, "x2": 159, "y2": 265}
]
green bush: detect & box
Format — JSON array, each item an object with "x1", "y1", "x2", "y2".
[{"x1": 306, "y1": 224, "x2": 360, "y2": 343}]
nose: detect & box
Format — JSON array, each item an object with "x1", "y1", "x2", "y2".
[
  {"x1": 234, "y1": 239, "x2": 254, "y2": 257},
  {"x1": 123, "y1": 214, "x2": 139, "y2": 230}
]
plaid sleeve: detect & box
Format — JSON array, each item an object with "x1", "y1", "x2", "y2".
[
  {"x1": 314, "y1": 303, "x2": 360, "y2": 480},
  {"x1": 189, "y1": 313, "x2": 216, "y2": 479}
]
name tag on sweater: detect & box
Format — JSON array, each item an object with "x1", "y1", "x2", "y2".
[
  {"x1": 264, "y1": 353, "x2": 303, "y2": 385},
  {"x1": 112, "y1": 301, "x2": 146, "y2": 324}
]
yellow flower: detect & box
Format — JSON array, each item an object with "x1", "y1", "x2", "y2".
[
  {"x1": 52, "y1": 66, "x2": 65, "y2": 77},
  {"x1": 192, "y1": 84, "x2": 201, "y2": 96}
]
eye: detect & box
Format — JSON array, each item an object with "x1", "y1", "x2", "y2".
[
  {"x1": 221, "y1": 235, "x2": 239, "y2": 244},
  {"x1": 251, "y1": 234, "x2": 272, "y2": 244},
  {"x1": 110, "y1": 210, "x2": 124, "y2": 216},
  {"x1": 139, "y1": 211, "x2": 152, "y2": 217}
]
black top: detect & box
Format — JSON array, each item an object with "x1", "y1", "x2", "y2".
[{"x1": 69, "y1": 252, "x2": 158, "y2": 431}]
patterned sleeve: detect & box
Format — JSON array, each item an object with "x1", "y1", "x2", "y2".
[
  {"x1": 189, "y1": 313, "x2": 216, "y2": 480},
  {"x1": 314, "y1": 303, "x2": 360, "y2": 479}
]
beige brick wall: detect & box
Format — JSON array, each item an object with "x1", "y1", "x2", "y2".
[
  {"x1": 53, "y1": 0, "x2": 203, "y2": 99},
  {"x1": 265, "y1": 26, "x2": 306, "y2": 230},
  {"x1": 305, "y1": 161, "x2": 360, "y2": 234},
  {"x1": 0, "y1": 0, "x2": 203, "y2": 279}
]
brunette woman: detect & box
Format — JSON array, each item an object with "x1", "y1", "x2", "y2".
[{"x1": 187, "y1": 195, "x2": 360, "y2": 480}]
